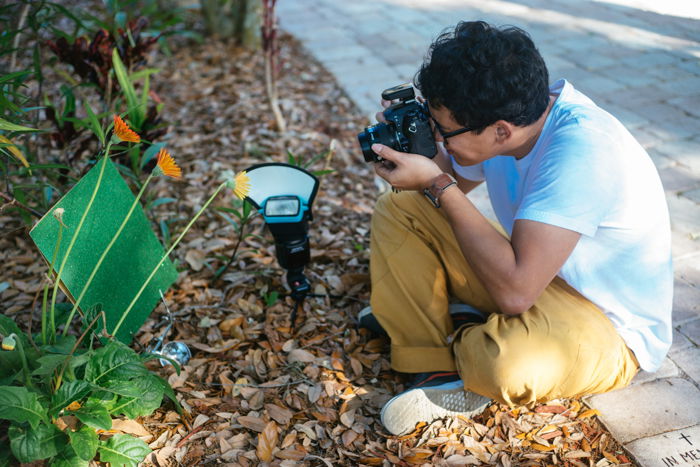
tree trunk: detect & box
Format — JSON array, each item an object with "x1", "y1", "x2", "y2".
[{"x1": 200, "y1": 0, "x2": 262, "y2": 48}]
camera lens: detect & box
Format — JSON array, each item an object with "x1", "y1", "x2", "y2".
[{"x1": 357, "y1": 123, "x2": 397, "y2": 162}]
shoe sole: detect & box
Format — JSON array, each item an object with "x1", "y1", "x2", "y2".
[{"x1": 380, "y1": 380, "x2": 491, "y2": 435}]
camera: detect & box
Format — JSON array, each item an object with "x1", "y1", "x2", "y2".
[{"x1": 357, "y1": 83, "x2": 437, "y2": 162}]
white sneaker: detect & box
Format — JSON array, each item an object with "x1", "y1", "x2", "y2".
[{"x1": 380, "y1": 373, "x2": 491, "y2": 435}]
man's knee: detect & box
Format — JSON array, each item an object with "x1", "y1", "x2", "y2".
[{"x1": 456, "y1": 326, "x2": 574, "y2": 406}]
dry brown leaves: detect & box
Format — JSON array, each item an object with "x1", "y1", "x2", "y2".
[{"x1": 0, "y1": 28, "x2": 636, "y2": 467}]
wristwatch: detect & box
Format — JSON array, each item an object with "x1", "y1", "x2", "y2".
[{"x1": 423, "y1": 173, "x2": 457, "y2": 208}]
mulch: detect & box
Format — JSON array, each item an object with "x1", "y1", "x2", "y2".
[{"x1": 0, "y1": 29, "x2": 636, "y2": 466}]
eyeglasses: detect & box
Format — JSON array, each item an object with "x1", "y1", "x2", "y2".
[{"x1": 425, "y1": 101, "x2": 475, "y2": 140}]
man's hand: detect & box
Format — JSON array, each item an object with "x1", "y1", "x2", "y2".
[{"x1": 372, "y1": 143, "x2": 443, "y2": 191}]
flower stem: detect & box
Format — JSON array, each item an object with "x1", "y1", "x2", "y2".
[
  {"x1": 42, "y1": 222, "x2": 64, "y2": 345},
  {"x1": 12, "y1": 334, "x2": 32, "y2": 388},
  {"x1": 50, "y1": 144, "x2": 111, "y2": 341},
  {"x1": 62, "y1": 173, "x2": 154, "y2": 335},
  {"x1": 112, "y1": 182, "x2": 227, "y2": 337}
]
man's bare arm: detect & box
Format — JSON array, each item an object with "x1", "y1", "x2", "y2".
[{"x1": 439, "y1": 186, "x2": 581, "y2": 315}]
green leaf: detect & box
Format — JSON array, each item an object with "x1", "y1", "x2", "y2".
[
  {"x1": 9, "y1": 423, "x2": 67, "y2": 463},
  {"x1": 140, "y1": 142, "x2": 165, "y2": 170},
  {"x1": 84, "y1": 341, "x2": 148, "y2": 384},
  {"x1": 147, "y1": 197, "x2": 176, "y2": 209},
  {"x1": 50, "y1": 445, "x2": 90, "y2": 467},
  {"x1": 84, "y1": 101, "x2": 105, "y2": 145},
  {"x1": 0, "y1": 117, "x2": 39, "y2": 132},
  {"x1": 50, "y1": 380, "x2": 92, "y2": 417},
  {"x1": 97, "y1": 434, "x2": 151, "y2": 467},
  {"x1": 112, "y1": 49, "x2": 144, "y2": 129},
  {"x1": 110, "y1": 375, "x2": 163, "y2": 418},
  {"x1": 150, "y1": 373, "x2": 181, "y2": 413},
  {"x1": 68, "y1": 425, "x2": 98, "y2": 461},
  {"x1": 0, "y1": 386, "x2": 48, "y2": 429},
  {"x1": 0, "y1": 314, "x2": 22, "y2": 336},
  {"x1": 70, "y1": 403, "x2": 112, "y2": 431},
  {"x1": 32, "y1": 354, "x2": 68, "y2": 376}
]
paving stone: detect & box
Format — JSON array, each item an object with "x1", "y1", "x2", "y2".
[
  {"x1": 677, "y1": 318, "x2": 700, "y2": 347},
  {"x1": 311, "y1": 44, "x2": 375, "y2": 62},
  {"x1": 656, "y1": 139, "x2": 700, "y2": 172},
  {"x1": 665, "y1": 76, "x2": 700, "y2": 98},
  {"x1": 672, "y1": 346, "x2": 700, "y2": 384},
  {"x1": 647, "y1": 148, "x2": 677, "y2": 170},
  {"x1": 599, "y1": 65, "x2": 659, "y2": 88},
  {"x1": 649, "y1": 119, "x2": 700, "y2": 142},
  {"x1": 641, "y1": 101, "x2": 690, "y2": 126},
  {"x1": 659, "y1": 166, "x2": 700, "y2": 193},
  {"x1": 631, "y1": 357, "x2": 680, "y2": 386},
  {"x1": 670, "y1": 328, "x2": 695, "y2": 356},
  {"x1": 587, "y1": 378, "x2": 700, "y2": 443},
  {"x1": 683, "y1": 188, "x2": 700, "y2": 203},
  {"x1": 669, "y1": 95, "x2": 700, "y2": 119},
  {"x1": 649, "y1": 66, "x2": 699, "y2": 85},
  {"x1": 667, "y1": 196, "x2": 700, "y2": 240},
  {"x1": 621, "y1": 51, "x2": 682, "y2": 69},
  {"x1": 625, "y1": 425, "x2": 700, "y2": 467}
]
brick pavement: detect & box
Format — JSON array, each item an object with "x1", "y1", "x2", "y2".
[{"x1": 277, "y1": 1, "x2": 700, "y2": 464}]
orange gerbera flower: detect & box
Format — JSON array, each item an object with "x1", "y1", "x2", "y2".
[
  {"x1": 113, "y1": 115, "x2": 141, "y2": 143},
  {"x1": 154, "y1": 148, "x2": 181, "y2": 179}
]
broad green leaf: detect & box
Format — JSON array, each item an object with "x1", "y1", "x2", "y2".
[
  {"x1": 42, "y1": 334, "x2": 77, "y2": 354},
  {"x1": 70, "y1": 403, "x2": 112, "y2": 431},
  {"x1": 32, "y1": 354, "x2": 68, "y2": 376},
  {"x1": 0, "y1": 117, "x2": 39, "y2": 132},
  {"x1": 50, "y1": 380, "x2": 92, "y2": 417},
  {"x1": 0, "y1": 386, "x2": 48, "y2": 429},
  {"x1": 0, "y1": 315, "x2": 22, "y2": 336},
  {"x1": 151, "y1": 373, "x2": 182, "y2": 414},
  {"x1": 84, "y1": 341, "x2": 148, "y2": 384},
  {"x1": 110, "y1": 375, "x2": 163, "y2": 418},
  {"x1": 50, "y1": 445, "x2": 90, "y2": 467},
  {"x1": 97, "y1": 379, "x2": 144, "y2": 398},
  {"x1": 9, "y1": 423, "x2": 67, "y2": 463},
  {"x1": 67, "y1": 425, "x2": 98, "y2": 461},
  {"x1": 97, "y1": 434, "x2": 151, "y2": 467}
]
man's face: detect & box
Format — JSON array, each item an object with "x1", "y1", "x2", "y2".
[{"x1": 428, "y1": 104, "x2": 499, "y2": 166}]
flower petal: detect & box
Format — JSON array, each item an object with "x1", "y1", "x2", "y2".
[
  {"x1": 155, "y1": 148, "x2": 182, "y2": 179},
  {"x1": 113, "y1": 115, "x2": 141, "y2": 143}
]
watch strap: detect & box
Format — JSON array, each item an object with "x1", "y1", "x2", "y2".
[{"x1": 423, "y1": 173, "x2": 457, "y2": 208}]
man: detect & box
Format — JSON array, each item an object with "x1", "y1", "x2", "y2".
[{"x1": 362, "y1": 21, "x2": 673, "y2": 435}]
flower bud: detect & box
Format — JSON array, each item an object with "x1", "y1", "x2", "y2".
[{"x1": 2, "y1": 334, "x2": 17, "y2": 351}]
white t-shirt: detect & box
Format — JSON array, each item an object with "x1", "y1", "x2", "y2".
[{"x1": 452, "y1": 79, "x2": 673, "y2": 372}]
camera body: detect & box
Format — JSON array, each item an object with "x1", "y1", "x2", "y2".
[{"x1": 357, "y1": 83, "x2": 437, "y2": 162}]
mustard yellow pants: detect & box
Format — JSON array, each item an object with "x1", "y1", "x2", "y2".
[{"x1": 370, "y1": 191, "x2": 639, "y2": 407}]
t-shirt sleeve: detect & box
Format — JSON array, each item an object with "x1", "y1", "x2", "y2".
[
  {"x1": 515, "y1": 126, "x2": 619, "y2": 237},
  {"x1": 452, "y1": 156, "x2": 485, "y2": 181}
]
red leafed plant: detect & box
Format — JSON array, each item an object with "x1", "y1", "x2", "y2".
[{"x1": 47, "y1": 17, "x2": 159, "y2": 93}]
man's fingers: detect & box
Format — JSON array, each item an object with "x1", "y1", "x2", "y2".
[{"x1": 371, "y1": 144, "x2": 400, "y2": 162}]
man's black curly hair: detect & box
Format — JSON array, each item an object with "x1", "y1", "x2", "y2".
[{"x1": 416, "y1": 21, "x2": 550, "y2": 133}]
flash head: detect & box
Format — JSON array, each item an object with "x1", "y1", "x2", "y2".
[{"x1": 264, "y1": 196, "x2": 301, "y2": 220}]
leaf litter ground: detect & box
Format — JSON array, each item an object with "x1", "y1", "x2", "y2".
[{"x1": 0, "y1": 33, "x2": 638, "y2": 467}]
